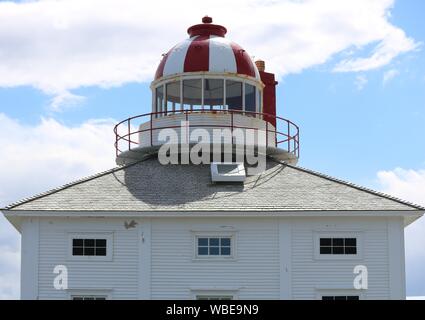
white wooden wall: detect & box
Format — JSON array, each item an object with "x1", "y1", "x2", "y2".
[{"x1": 20, "y1": 215, "x2": 405, "y2": 299}]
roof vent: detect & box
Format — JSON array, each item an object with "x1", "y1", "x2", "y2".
[{"x1": 210, "y1": 162, "x2": 246, "y2": 183}]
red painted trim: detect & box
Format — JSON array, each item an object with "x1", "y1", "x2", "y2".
[
  {"x1": 187, "y1": 23, "x2": 227, "y2": 37},
  {"x1": 184, "y1": 35, "x2": 210, "y2": 72},
  {"x1": 229, "y1": 42, "x2": 256, "y2": 78},
  {"x1": 154, "y1": 48, "x2": 172, "y2": 80}
]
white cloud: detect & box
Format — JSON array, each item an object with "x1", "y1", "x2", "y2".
[
  {"x1": 377, "y1": 168, "x2": 425, "y2": 296},
  {"x1": 383, "y1": 69, "x2": 400, "y2": 85},
  {"x1": 334, "y1": 27, "x2": 418, "y2": 72},
  {"x1": 354, "y1": 75, "x2": 368, "y2": 90},
  {"x1": 0, "y1": 0, "x2": 419, "y2": 109},
  {"x1": 0, "y1": 114, "x2": 117, "y2": 207},
  {"x1": 50, "y1": 91, "x2": 86, "y2": 112},
  {"x1": 0, "y1": 113, "x2": 117, "y2": 299}
]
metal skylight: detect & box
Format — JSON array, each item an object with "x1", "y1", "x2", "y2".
[{"x1": 210, "y1": 162, "x2": 246, "y2": 183}]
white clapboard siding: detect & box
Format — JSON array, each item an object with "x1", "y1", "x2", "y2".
[
  {"x1": 150, "y1": 218, "x2": 280, "y2": 299},
  {"x1": 29, "y1": 216, "x2": 399, "y2": 299},
  {"x1": 290, "y1": 217, "x2": 390, "y2": 300},
  {"x1": 37, "y1": 218, "x2": 140, "y2": 300}
]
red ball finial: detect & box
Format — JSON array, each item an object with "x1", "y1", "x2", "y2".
[{"x1": 202, "y1": 16, "x2": 213, "y2": 24}]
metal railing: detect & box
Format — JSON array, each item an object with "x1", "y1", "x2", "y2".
[{"x1": 114, "y1": 109, "x2": 299, "y2": 159}]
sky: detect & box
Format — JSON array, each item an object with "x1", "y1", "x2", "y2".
[{"x1": 0, "y1": 0, "x2": 425, "y2": 299}]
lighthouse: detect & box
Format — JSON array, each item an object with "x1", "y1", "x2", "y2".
[
  {"x1": 114, "y1": 16, "x2": 299, "y2": 167},
  {"x1": 2, "y1": 17, "x2": 423, "y2": 301}
]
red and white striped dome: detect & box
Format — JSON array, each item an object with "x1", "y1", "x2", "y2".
[{"x1": 154, "y1": 17, "x2": 260, "y2": 81}]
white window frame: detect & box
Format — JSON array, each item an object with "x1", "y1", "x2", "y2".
[
  {"x1": 68, "y1": 289, "x2": 112, "y2": 300},
  {"x1": 313, "y1": 231, "x2": 363, "y2": 260},
  {"x1": 193, "y1": 232, "x2": 237, "y2": 260},
  {"x1": 68, "y1": 233, "x2": 113, "y2": 261}
]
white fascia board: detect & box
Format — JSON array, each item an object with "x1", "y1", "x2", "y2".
[{"x1": 4, "y1": 209, "x2": 423, "y2": 219}]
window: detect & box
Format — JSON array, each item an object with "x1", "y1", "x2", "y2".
[
  {"x1": 156, "y1": 86, "x2": 165, "y2": 115},
  {"x1": 69, "y1": 233, "x2": 113, "y2": 260},
  {"x1": 72, "y1": 238, "x2": 107, "y2": 256},
  {"x1": 321, "y1": 296, "x2": 359, "y2": 301},
  {"x1": 226, "y1": 80, "x2": 243, "y2": 111},
  {"x1": 71, "y1": 295, "x2": 107, "y2": 300},
  {"x1": 245, "y1": 83, "x2": 256, "y2": 113},
  {"x1": 204, "y1": 79, "x2": 224, "y2": 110},
  {"x1": 166, "y1": 81, "x2": 181, "y2": 113},
  {"x1": 196, "y1": 236, "x2": 232, "y2": 257},
  {"x1": 183, "y1": 79, "x2": 202, "y2": 110},
  {"x1": 196, "y1": 295, "x2": 234, "y2": 300},
  {"x1": 320, "y1": 238, "x2": 357, "y2": 255}
]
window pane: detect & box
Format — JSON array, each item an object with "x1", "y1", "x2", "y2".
[
  {"x1": 332, "y1": 246, "x2": 344, "y2": 254},
  {"x1": 72, "y1": 297, "x2": 84, "y2": 300},
  {"x1": 95, "y1": 247, "x2": 107, "y2": 256},
  {"x1": 345, "y1": 238, "x2": 357, "y2": 247},
  {"x1": 156, "y1": 86, "x2": 164, "y2": 115},
  {"x1": 257, "y1": 90, "x2": 262, "y2": 112},
  {"x1": 221, "y1": 238, "x2": 231, "y2": 246},
  {"x1": 226, "y1": 80, "x2": 242, "y2": 111},
  {"x1": 320, "y1": 246, "x2": 332, "y2": 254},
  {"x1": 183, "y1": 79, "x2": 202, "y2": 110},
  {"x1": 198, "y1": 238, "x2": 208, "y2": 246},
  {"x1": 322, "y1": 296, "x2": 334, "y2": 300},
  {"x1": 221, "y1": 247, "x2": 231, "y2": 255},
  {"x1": 166, "y1": 81, "x2": 180, "y2": 113},
  {"x1": 198, "y1": 247, "x2": 208, "y2": 255},
  {"x1": 73, "y1": 247, "x2": 83, "y2": 256},
  {"x1": 332, "y1": 238, "x2": 343, "y2": 246},
  {"x1": 320, "y1": 238, "x2": 331, "y2": 246},
  {"x1": 84, "y1": 239, "x2": 95, "y2": 247},
  {"x1": 85, "y1": 247, "x2": 95, "y2": 256},
  {"x1": 96, "y1": 239, "x2": 106, "y2": 247},
  {"x1": 209, "y1": 238, "x2": 219, "y2": 246},
  {"x1": 334, "y1": 296, "x2": 347, "y2": 301},
  {"x1": 73, "y1": 239, "x2": 83, "y2": 247},
  {"x1": 209, "y1": 246, "x2": 219, "y2": 255},
  {"x1": 204, "y1": 79, "x2": 224, "y2": 110},
  {"x1": 245, "y1": 83, "x2": 256, "y2": 113},
  {"x1": 347, "y1": 296, "x2": 359, "y2": 300},
  {"x1": 345, "y1": 246, "x2": 357, "y2": 255}
]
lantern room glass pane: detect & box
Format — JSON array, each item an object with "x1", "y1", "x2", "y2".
[
  {"x1": 257, "y1": 89, "x2": 262, "y2": 113},
  {"x1": 226, "y1": 80, "x2": 242, "y2": 111},
  {"x1": 204, "y1": 79, "x2": 224, "y2": 110},
  {"x1": 155, "y1": 86, "x2": 164, "y2": 116},
  {"x1": 183, "y1": 79, "x2": 202, "y2": 110},
  {"x1": 245, "y1": 83, "x2": 256, "y2": 113},
  {"x1": 166, "y1": 81, "x2": 181, "y2": 113}
]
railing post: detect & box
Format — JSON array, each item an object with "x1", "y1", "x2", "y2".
[
  {"x1": 128, "y1": 119, "x2": 131, "y2": 151},
  {"x1": 185, "y1": 111, "x2": 189, "y2": 144},
  {"x1": 150, "y1": 114, "x2": 153, "y2": 147},
  {"x1": 287, "y1": 122, "x2": 290, "y2": 152},
  {"x1": 266, "y1": 121, "x2": 268, "y2": 148},
  {"x1": 231, "y1": 111, "x2": 234, "y2": 145},
  {"x1": 115, "y1": 127, "x2": 118, "y2": 157}
]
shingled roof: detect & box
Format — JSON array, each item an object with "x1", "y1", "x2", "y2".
[{"x1": 2, "y1": 157, "x2": 423, "y2": 212}]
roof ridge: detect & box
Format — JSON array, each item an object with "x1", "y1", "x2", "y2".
[
  {"x1": 272, "y1": 159, "x2": 425, "y2": 211},
  {"x1": 2, "y1": 159, "x2": 147, "y2": 210}
]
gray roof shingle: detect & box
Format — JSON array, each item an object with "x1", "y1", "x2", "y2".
[{"x1": 3, "y1": 158, "x2": 424, "y2": 212}]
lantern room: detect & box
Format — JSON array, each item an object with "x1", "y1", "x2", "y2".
[{"x1": 114, "y1": 17, "x2": 299, "y2": 166}]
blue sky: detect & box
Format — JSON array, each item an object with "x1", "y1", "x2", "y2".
[{"x1": 0, "y1": 0, "x2": 425, "y2": 298}]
